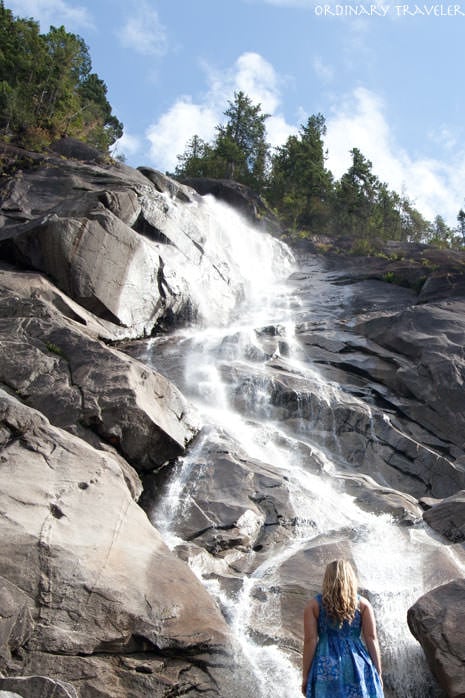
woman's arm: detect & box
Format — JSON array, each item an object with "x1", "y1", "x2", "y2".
[
  {"x1": 301, "y1": 597, "x2": 319, "y2": 695},
  {"x1": 360, "y1": 597, "x2": 383, "y2": 681}
]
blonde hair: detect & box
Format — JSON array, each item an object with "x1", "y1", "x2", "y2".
[{"x1": 322, "y1": 559, "x2": 358, "y2": 626}]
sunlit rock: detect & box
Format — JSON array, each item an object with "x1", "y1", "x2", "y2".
[
  {"x1": 408, "y1": 579, "x2": 465, "y2": 698},
  {"x1": 0, "y1": 391, "x2": 230, "y2": 694}
]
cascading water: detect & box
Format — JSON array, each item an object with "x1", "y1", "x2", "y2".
[{"x1": 137, "y1": 198, "x2": 464, "y2": 698}]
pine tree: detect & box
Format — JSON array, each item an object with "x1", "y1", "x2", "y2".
[
  {"x1": 0, "y1": 2, "x2": 122, "y2": 151},
  {"x1": 268, "y1": 113, "x2": 333, "y2": 233},
  {"x1": 214, "y1": 91, "x2": 270, "y2": 189}
]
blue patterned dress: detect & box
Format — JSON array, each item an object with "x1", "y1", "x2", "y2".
[{"x1": 305, "y1": 595, "x2": 384, "y2": 698}]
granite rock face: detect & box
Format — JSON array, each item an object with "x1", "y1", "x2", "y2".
[
  {"x1": 0, "y1": 266, "x2": 200, "y2": 474},
  {"x1": 1, "y1": 147, "x2": 465, "y2": 697},
  {"x1": 408, "y1": 579, "x2": 465, "y2": 698},
  {"x1": 0, "y1": 147, "x2": 255, "y2": 337},
  {"x1": 423, "y1": 491, "x2": 465, "y2": 543},
  {"x1": 0, "y1": 390, "x2": 230, "y2": 695}
]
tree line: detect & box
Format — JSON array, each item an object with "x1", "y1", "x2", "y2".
[
  {"x1": 174, "y1": 91, "x2": 464, "y2": 248},
  {"x1": 0, "y1": 1, "x2": 122, "y2": 152}
]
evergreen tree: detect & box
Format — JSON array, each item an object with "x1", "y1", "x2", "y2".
[
  {"x1": 426, "y1": 214, "x2": 455, "y2": 247},
  {"x1": 174, "y1": 135, "x2": 211, "y2": 177},
  {"x1": 457, "y1": 209, "x2": 465, "y2": 242},
  {"x1": 334, "y1": 148, "x2": 379, "y2": 237},
  {"x1": 174, "y1": 91, "x2": 269, "y2": 190},
  {"x1": 78, "y1": 72, "x2": 123, "y2": 149},
  {"x1": 0, "y1": 1, "x2": 122, "y2": 151},
  {"x1": 268, "y1": 113, "x2": 333, "y2": 233},
  {"x1": 375, "y1": 184, "x2": 403, "y2": 241},
  {"x1": 214, "y1": 91, "x2": 269, "y2": 189},
  {"x1": 399, "y1": 197, "x2": 431, "y2": 242}
]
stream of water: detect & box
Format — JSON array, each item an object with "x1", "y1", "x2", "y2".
[{"x1": 136, "y1": 200, "x2": 464, "y2": 697}]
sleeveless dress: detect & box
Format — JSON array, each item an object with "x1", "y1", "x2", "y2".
[{"x1": 305, "y1": 594, "x2": 384, "y2": 698}]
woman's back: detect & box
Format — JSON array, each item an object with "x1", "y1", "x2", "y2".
[
  {"x1": 317, "y1": 593, "x2": 362, "y2": 640},
  {"x1": 304, "y1": 593, "x2": 384, "y2": 697}
]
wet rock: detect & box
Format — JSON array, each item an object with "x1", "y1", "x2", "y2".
[
  {"x1": 408, "y1": 579, "x2": 465, "y2": 698},
  {"x1": 0, "y1": 268, "x2": 200, "y2": 473},
  {"x1": 0, "y1": 147, "x2": 255, "y2": 337},
  {"x1": 354, "y1": 301, "x2": 465, "y2": 453},
  {"x1": 144, "y1": 429, "x2": 297, "y2": 557},
  {"x1": 423, "y1": 491, "x2": 465, "y2": 543},
  {"x1": 233, "y1": 353, "x2": 465, "y2": 499},
  {"x1": 340, "y1": 474, "x2": 423, "y2": 525},
  {"x1": 181, "y1": 176, "x2": 283, "y2": 234}
]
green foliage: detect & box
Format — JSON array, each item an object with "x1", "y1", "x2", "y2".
[
  {"x1": 0, "y1": 1, "x2": 122, "y2": 151},
  {"x1": 174, "y1": 91, "x2": 461, "y2": 250},
  {"x1": 174, "y1": 135, "x2": 216, "y2": 178},
  {"x1": 174, "y1": 91, "x2": 269, "y2": 190},
  {"x1": 46, "y1": 341, "x2": 65, "y2": 358},
  {"x1": 267, "y1": 114, "x2": 333, "y2": 233},
  {"x1": 423, "y1": 215, "x2": 457, "y2": 249}
]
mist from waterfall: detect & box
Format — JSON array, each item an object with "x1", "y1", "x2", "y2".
[{"x1": 140, "y1": 199, "x2": 463, "y2": 698}]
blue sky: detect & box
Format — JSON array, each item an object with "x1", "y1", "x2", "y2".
[{"x1": 7, "y1": 0, "x2": 465, "y2": 224}]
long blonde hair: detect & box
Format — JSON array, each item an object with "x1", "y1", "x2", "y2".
[{"x1": 322, "y1": 559, "x2": 358, "y2": 626}]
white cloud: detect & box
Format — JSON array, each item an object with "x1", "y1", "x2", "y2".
[
  {"x1": 428, "y1": 125, "x2": 458, "y2": 152},
  {"x1": 325, "y1": 87, "x2": 465, "y2": 224},
  {"x1": 234, "y1": 52, "x2": 281, "y2": 113},
  {"x1": 313, "y1": 56, "x2": 335, "y2": 84},
  {"x1": 146, "y1": 52, "x2": 296, "y2": 172},
  {"x1": 267, "y1": 114, "x2": 298, "y2": 149},
  {"x1": 112, "y1": 131, "x2": 143, "y2": 160},
  {"x1": 7, "y1": 0, "x2": 93, "y2": 30},
  {"x1": 117, "y1": 1, "x2": 167, "y2": 56},
  {"x1": 146, "y1": 99, "x2": 218, "y2": 173}
]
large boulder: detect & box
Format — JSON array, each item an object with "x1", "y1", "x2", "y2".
[
  {"x1": 142, "y1": 428, "x2": 298, "y2": 557},
  {"x1": 423, "y1": 491, "x2": 465, "y2": 543},
  {"x1": 0, "y1": 390, "x2": 230, "y2": 694},
  {"x1": 0, "y1": 266, "x2": 200, "y2": 473},
  {"x1": 408, "y1": 579, "x2": 465, "y2": 698},
  {"x1": 0, "y1": 147, "x2": 263, "y2": 337}
]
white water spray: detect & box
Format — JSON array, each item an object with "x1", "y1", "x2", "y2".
[{"x1": 143, "y1": 207, "x2": 464, "y2": 698}]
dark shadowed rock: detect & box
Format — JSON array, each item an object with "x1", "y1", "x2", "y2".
[
  {"x1": 423, "y1": 491, "x2": 465, "y2": 543},
  {"x1": 408, "y1": 579, "x2": 465, "y2": 698},
  {"x1": 0, "y1": 577, "x2": 34, "y2": 674},
  {"x1": 354, "y1": 301, "x2": 465, "y2": 453},
  {"x1": 181, "y1": 176, "x2": 283, "y2": 234},
  {"x1": 50, "y1": 136, "x2": 106, "y2": 164}
]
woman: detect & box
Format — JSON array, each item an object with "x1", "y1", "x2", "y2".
[{"x1": 302, "y1": 559, "x2": 384, "y2": 697}]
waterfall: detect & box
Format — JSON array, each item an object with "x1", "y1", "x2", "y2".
[{"x1": 138, "y1": 201, "x2": 464, "y2": 698}]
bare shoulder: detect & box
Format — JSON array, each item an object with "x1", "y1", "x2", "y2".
[
  {"x1": 304, "y1": 596, "x2": 320, "y2": 617},
  {"x1": 358, "y1": 595, "x2": 373, "y2": 613}
]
